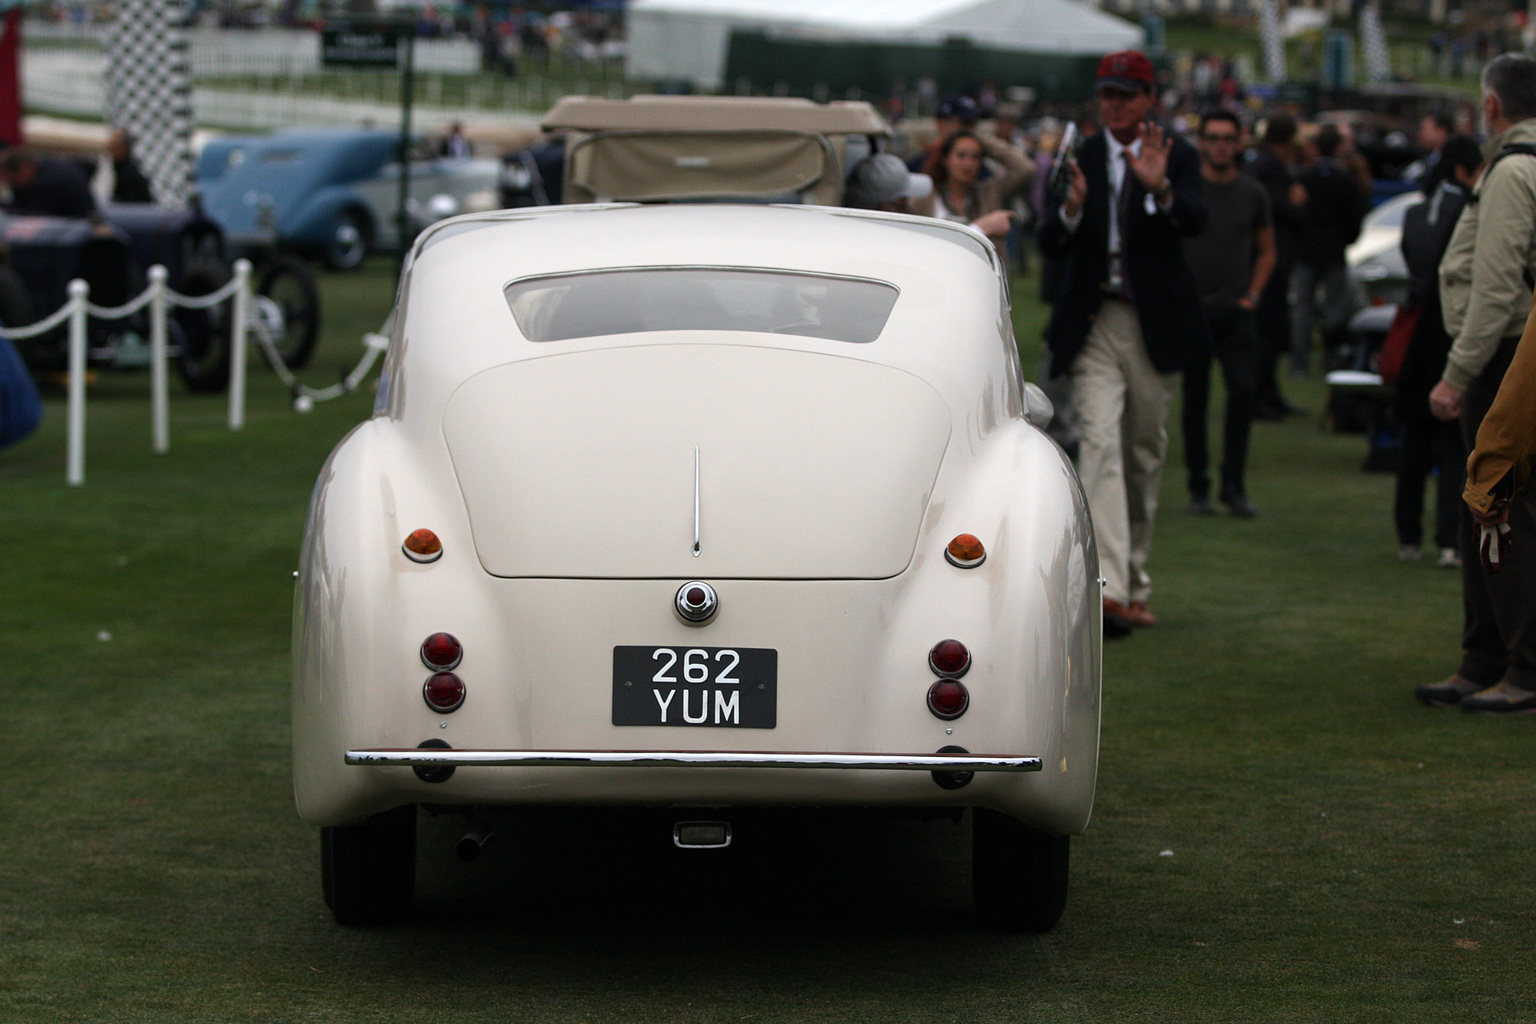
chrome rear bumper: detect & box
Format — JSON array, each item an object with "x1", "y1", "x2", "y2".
[{"x1": 345, "y1": 749, "x2": 1041, "y2": 772}]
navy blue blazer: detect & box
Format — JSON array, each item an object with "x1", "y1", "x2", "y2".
[{"x1": 1038, "y1": 131, "x2": 1209, "y2": 377}]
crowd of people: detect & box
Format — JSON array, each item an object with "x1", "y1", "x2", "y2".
[{"x1": 848, "y1": 50, "x2": 1536, "y2": 714}]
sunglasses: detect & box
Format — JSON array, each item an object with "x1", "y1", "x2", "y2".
[{"x1": 1201, "y1": 133, "x2": 1240, "y2": 142}]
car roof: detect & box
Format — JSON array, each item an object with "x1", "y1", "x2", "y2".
[
  {"x1": 414, "y1": 202, "x2": 995, "y2": 279},
  {"x1": 198, "y1": 128, "x2": 403, "y2": 183},
  {"x1": 542, "y1": 95, "x2": 891, "y2": 136},
  {"x1": 394, "y1": 204, "x2": 1013, "y2": 421},
  {"x1": 1364, "y1": 189, "x2": 1420, "y2": 228},
  {"x1": 215, "y1": 127, "x2": 404, "y2": 148}
]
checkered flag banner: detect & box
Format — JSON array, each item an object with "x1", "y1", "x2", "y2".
[
  {"x1": 1259, "y1": 0, "x2": 1287, "y2": 84},
  {"x1": 1359, "y1": 3, "x2": 1392, "y2": 83},
  {"x1": 106, "y1": 0, "x2": 194, "y2": 206}
]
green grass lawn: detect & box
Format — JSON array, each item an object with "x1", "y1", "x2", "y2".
[{"x1": 0, "y1": 257, "x2": 1528, "y2": 1021}]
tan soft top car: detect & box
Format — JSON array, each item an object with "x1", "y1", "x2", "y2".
[{"x1": 539, "y1": 94, "x2": 892, "y2": 205}]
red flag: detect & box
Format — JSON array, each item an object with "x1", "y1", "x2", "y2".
[{"x1": 0, "y1": 9, "x2": 21, "y2": 147}]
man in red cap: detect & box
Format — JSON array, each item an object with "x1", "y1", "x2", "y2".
[{"x1": 1038, "y1": 50, "x2": 1209, "y2": 637}]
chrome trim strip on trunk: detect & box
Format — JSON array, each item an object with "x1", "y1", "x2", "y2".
[
  {"x1": 692, "y1": 445, "x2": 702, "y2": 557},
  {"x1": 345, "y1": 749, "x2": 1042, "y2": 772}
]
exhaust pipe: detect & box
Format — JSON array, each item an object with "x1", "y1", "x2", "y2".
[
  {"x1": 931, "y1": 745, "x2": 975, "y2": 790},
  {"x1": 456, "y1": 828, "x2": 492, "y2": 862}
]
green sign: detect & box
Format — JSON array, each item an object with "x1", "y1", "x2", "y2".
[{"x1": 322, "y1": 24, "x2": 401, "y2": 68}]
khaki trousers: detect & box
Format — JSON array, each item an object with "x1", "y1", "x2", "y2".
[{"x1": 1070, "y1": 297, "x2": 1181, "y2": 606}]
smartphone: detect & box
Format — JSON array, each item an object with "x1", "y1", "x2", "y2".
[{"x1": 1047, "y1": 122, "x2": 1082, "y2": 201}]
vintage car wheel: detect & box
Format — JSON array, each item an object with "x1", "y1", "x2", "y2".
[
  {"x1": 174, "y1": 260, "x2": 234, "y2": 393},
  {"x1": 324, "y1": 212, "x2": 369, "y2": 271},
  {"x1": 972, "y1": 808, "x2": 1070, "y2": 933},
  {"x1": 0, "y1": 265, "x2": 41, "y2": 367},
  {"x1": 0, "y1": 264, "x2": 34, "y2": 331},
  {"x1": 320, "y1": 805, "x2": 416, "y2": 925},
  {"x1": 256, "y1": 256, "x2": 321, "y2": 369}
]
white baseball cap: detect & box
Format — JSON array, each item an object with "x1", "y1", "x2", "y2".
[{"x1": 845, "y1": 154, "x2": 933, "y2": 209}]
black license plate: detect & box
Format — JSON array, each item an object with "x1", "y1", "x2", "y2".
[{"x1": 612, "y1": 646, "x2": 776, "y2": 728}]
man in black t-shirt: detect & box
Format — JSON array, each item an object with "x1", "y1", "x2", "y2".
[{"x1": 1181, "y1": 111, "x2": 1275, "y2": 517}]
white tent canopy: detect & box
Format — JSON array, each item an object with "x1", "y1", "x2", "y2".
[{"x1": 627, "y1": 0, "x2": 1145, "y2": 91}]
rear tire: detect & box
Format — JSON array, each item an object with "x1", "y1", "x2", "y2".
[
  {"x1": 321, "y1": 805, "x2": 416, "y2": 925},
  {"x1": 972, "y1": 808, "x2": 1069, "y2": 932}
]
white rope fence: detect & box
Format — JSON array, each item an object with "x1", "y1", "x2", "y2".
[
  {"x1": 0, "y1": 258, "x2": 387, "y2": 486},
  {"x1": 249, "y1": 313, "x2": 390, "y2": 408}
]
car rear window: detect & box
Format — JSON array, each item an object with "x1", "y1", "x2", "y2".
[{"x1": 504, "y1": 268, "x2": 899, "y2": 343}]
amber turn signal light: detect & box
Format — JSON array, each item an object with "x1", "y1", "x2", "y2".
[
  {"x1": 945, "y1": 533, "x2": 985, "y2": 568},
  {"x1": 403, "y1": 528, "x2": 443, "y2": 563}
]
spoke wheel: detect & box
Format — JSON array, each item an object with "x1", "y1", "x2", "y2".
[
  {"x1": 173, "y1": 260, "x2": 234, "y2": 393},
  {"x1": 972, "y1": 808, "x2": 1069, "y2": 932},
  {"x1": 324, "y1": 212, "x2": 368, "y2": 271},
  {"x1": 321, "y1": 805, "x2": 416, "y2": 925},
  {"x1": 255, "y1": 255, "x2": 321, "y2": 370}
]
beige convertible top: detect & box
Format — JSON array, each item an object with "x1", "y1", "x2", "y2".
[
  {"x1": 544, "y1": 96, "x2": 890, "y2": 206},
  {"x1": 543, "y1": 95, "x2": 891, "y2": 136}
]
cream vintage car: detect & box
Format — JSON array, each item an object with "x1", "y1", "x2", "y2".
[{"x1": 292, "y1": 201, "x2": 1102, "y2": 931}]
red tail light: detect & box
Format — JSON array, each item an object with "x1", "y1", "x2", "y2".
[
  {"x1": 928, "y1": 639, "x2": 971, "y2": 677},
  {"x1": 423, "y1": 672, "x2": 466, "y2": 713},
  {"x1": 420, "y1": 632, "x2": 463, "y2": 670},
  {"x1": 927, "y1": 679, "x2": 970, "y2": 719}
]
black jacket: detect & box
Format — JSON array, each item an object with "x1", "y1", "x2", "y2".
[
  {"x1": 1245, "y1": 146, "x2": 1302, "y2": 268},
  {"x1": 9, "y1": 157, "x2": 97, "y2": 219},
  {"x1": 1038, "y1": 130, "x2": 1209, "y2": 376},
  {"x1": 1295, "y1": 157, "x2": 1367, "y2": 268},
  {"x1": 1396, "y1": 179, "x2": 1472, "y2": 418},
  {"x1": 112, "y1": 158, "x2": 154, "y2": 204}
]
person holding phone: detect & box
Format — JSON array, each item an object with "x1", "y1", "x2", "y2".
[{"x1": 1037, "y1": 50, "x2": 1209, "y2": 636}]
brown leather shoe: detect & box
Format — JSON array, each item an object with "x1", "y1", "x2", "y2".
[
  {"x1": 1104, "y1": 598, "x2": 1156, "y2": 629},
  {"x1": 1414, "y1": 674, "x2": 1480, "y2": 708},
  {"x1": 1101, "y1": 599, "x2": 1133, "y2": 638}
]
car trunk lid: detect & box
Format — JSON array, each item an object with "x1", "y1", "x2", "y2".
[{"x1": 441, "y1": 343, "x2": 951, "y2": 579}]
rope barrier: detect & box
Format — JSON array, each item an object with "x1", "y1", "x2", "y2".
[
  {"x1": 0, "y1": 258, "x2": 392, "y2": 487},
  {"x1": 83, "y1": 287, "x2": 159, "y2": 321},
  {"x1": 249, "y1": 307, "x2": 391, "y2": 407},
  {"x1": 0, "y1": 294, "x2": 82, "y2": 340},
  {"x1": 162, "y1": 273, "x2": 247, "y2": 310}
]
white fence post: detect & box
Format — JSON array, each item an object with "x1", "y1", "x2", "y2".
[
  {"x1": 228, "y1": 258, "x2": 251, "y2": 431},
  {"x1": 148, "y1": 264, "x2": 169, "y2": 453},
  {"x1": 66, "y1": 279, "x2": 89, "y2": 487}
]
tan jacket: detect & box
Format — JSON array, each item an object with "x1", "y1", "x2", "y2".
[
  {"x1": 1465, "y1": 298, "x2": 1536, "y2": 512},
  {"x1": 1438, "y1": 118, "x2": 1536, "y2": 391},
  {"x1": 911, "y1": 133, "x2": 1034, "y2": 226}
]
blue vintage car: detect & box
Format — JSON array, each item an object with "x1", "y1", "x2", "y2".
[{"x1": 197, "y1": 128, "x2": 500, "y2": 270}]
